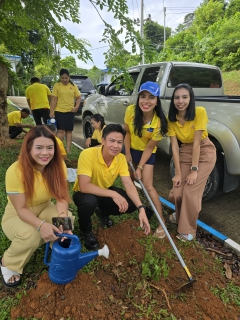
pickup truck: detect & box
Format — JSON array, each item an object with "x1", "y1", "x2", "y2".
[{"x1": 82, "y1": 61, "x2": 240, "y2": 201}]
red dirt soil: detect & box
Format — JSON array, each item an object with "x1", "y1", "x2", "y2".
[{"x1": 11, "y1": 220, "x2": 240, "y2": 320}]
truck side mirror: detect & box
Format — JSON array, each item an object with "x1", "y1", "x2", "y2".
[{"x1": 98, "y1": 85, "x2": 105, "y2": 95}]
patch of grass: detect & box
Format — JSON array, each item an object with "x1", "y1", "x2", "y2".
[
  {"x1": 222, "y1": 70, "x2": 240, "y2": 95},
  {"x1": 210, "y1": 282, "x2": 240, "y2": 306}
]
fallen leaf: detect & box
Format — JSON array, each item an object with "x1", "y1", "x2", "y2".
[{"x1": 224, "y1": 262, "x2": 232, "y2": 279}]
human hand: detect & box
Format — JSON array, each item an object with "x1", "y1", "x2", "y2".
[
  {"x1": 186, "y1": 171, "x2": 198, "y2": 185},
  {"x1": 139, "y1": 209, "x2": 150, "y2": 235},
  {"x1": 71, "y1": 106, "x2": 78, "y2": 113},
  {"x1": 172, "y1": 174, "x2": 182, "y2": 187},
  {"x1": 50, "y1": 112, "x2": 55, "y2": 118},
  {"x1": 112, "y1": 192, "x2": 129, "y2": 213},
  {"x1": 40, "y1": 221, "x2": 61, "y2": 242},
  {"x1": 134, "y1": 167, "x2": 142, "y2": 180},
  {"x1": 85, "y1": 138, "x2": 91, "y2": 148},
  {"x1": 58, "y1": 225, "x2": 73, "y2": 242}
]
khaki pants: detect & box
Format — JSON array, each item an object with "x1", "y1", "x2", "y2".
[
  {"x1": 169, "y1": 138, "x2": 216, "y2": 235},
  {"x1": 1, "y1": 200, "x2": 72, "y2": 274}
]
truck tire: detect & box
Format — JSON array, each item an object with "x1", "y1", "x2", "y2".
[
  {"x1": 83, "y1": 115, "x2": 93, "y2": 139},
  {"x1": 169, "y1": 151, "x2": 223, "y2": 202}
]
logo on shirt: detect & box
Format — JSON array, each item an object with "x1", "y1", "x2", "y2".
[{"x1": 147, "y1": 128, "x2": 154, "y2": 132}]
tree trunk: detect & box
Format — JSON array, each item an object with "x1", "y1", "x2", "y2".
[{"x1": 0, "y1": 63, "x2": 9, "y2": 144}]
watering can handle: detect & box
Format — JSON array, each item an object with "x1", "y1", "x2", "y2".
[{"x1": 44, "y1": 241, "x2": 50, "y2": 267}]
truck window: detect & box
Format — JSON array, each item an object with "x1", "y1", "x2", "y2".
[
  {"x1": 107, "y1": 72, "x2": 140, "y2": 96},
  {"x1": 167, "y1": 66, "x2": 222, "y2": 88},
  {"x1": 139, "y1": 66, "x2": 163, "y2": 87}
]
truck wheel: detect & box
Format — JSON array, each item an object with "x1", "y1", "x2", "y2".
[
  {"x1": 169, "y1": 151, "x2": 223, "y2": 202},
  {"x1": 83, "y1": 115, "x2": 93, "y2": 139}
]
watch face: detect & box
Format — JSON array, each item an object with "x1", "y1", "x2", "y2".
[{"x1": 191, "y1": 166, "x2": 198, "y2": 171}]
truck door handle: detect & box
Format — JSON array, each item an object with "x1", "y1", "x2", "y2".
[{"x1": 123, "y1": 101, "x2": 129, "y2": 106}]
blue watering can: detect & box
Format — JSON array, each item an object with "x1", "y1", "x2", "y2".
[{"x1": 44, "y1": 233, "x2": 109, "y2": 284}]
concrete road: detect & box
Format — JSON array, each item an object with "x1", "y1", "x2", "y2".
[{"x1": 8, "y1": 96, "x2": 240, "y2": 244}]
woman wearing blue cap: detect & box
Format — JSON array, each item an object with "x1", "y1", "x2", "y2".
[{"x1": 124, "y1": 81, "x2": 168, "y2": 238}]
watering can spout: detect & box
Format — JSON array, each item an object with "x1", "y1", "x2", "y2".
[{"x1": 98, "y1": 245, "x2": 109, "y2": 259}]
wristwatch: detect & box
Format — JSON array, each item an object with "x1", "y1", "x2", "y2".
[
  {"x1": 137, "y1": 205, "x2": 145, "y2": 211},
  {"x1": 191, "y1": 166, "x2": 198, "y2": 171}
]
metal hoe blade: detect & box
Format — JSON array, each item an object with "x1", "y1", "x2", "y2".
[{"x1": 128, "y1": 161, "x2": 197, "y2": 291}]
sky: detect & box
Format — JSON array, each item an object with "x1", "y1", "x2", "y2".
[{"x1": 60, "y1": 0, "x2": 203, "y2": 70}]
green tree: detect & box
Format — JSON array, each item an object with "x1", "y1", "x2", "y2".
[
  {"x1": 87, "y1": 66, "x2": 103, "y2": 87},
  {"x1": 0, "y1": 0, "x2": 150, "y2": 142},
  {"x1": 60, "y1": 56, "x2": 78, "y2": 74},
  {"x1": 144, "y1": 20, "x2": 171, "y2": 52}
]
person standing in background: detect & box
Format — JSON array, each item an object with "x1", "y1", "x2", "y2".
[
  {"x1": 25, "y1": 77, "x2": 51, "y2": 125},
  {"x1": 46, "y1": 124, "x2": 67, "y2": 161},
  {"x1": 50, "y1": 68, "x2": 81, "y2": 154},
  {"x1": 85, "y1": 114, "x2": 106, "y2": 148}
]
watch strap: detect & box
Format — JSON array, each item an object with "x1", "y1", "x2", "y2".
[{"x1": 137, "y1": 205, "x2": 145, "y2": 211}]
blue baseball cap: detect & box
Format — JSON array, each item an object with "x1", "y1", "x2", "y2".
[{"x1": 138, "y1": 81, "x2": 160, "y2": 96}]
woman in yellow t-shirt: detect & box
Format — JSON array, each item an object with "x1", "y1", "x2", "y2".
[
  {"x1": 50, "y1": 68, "x2": 81, "y2": 153},
  {"x1": 124, "y1": 81, "x2": 168, "y2": 239},
  {"x1": 0, "y1": 126, "x2": 72, "y2": 288},
  {"x1": 85, "y1": 114, "x2": 106, "y2": 148},
  {"x1": 168, "y1": 83, "x2": 216, "y2": 242}
]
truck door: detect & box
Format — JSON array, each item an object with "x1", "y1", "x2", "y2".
[{"x1": 99, "y1": 72, "x2": 140, "y2": 125}]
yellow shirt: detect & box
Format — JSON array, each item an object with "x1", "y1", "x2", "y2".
[
  {"x1": 167, "y1": 107, "x2": 208, "y2": 143},
  {"x1": 73, "y1": 146, "x2": 129, "y2": 192},
  {"x1": 7, "y1": 110, "x2": 22, "y2": 126},
  {"x1": 124, "y1": 104, "x2": 162, "y2": 153},
  {"x1": 55, "y1": 136, "x2": 67, "y2": 156},
  {"x1": 25, "y1": 83, "x2": 51, "y2": 110},
  {"x1": 92, "y1": 125, "x2": 106, "y2": 143},
  {"x1": 52, "y1": 82, "x2": 81, "y2": 112},
  {"x1": 6, "y1": 161, "x2": 67, "y2": 206}
]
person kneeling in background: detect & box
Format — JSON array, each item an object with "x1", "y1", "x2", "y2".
[
  {"x1": 85, "y1": 114, "x2": 106, "y2": 148},
  {"x1": 7, "y1": 108, "x2": 34, "y2": 139}
]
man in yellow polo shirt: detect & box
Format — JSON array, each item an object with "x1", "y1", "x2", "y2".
[
  {"x1": 25, "y1": 77, "x2": 51, "y2": 125},
  {"x1": 72, "y1": 124, "x2": 150, "y2": 250},
  {"x1": 8, "y1": 108, "x2": 34, "y2": 139}
]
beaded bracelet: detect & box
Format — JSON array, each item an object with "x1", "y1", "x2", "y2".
[
  {"x1": 37, "y1": 220, "x2": 46, "y2": 231},
  {"x1": 137, "y1": 165, "x2": 143, "y2": 170}
]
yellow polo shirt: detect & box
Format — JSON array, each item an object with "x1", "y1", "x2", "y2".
[
  {"x1": 7, "y1": 110, "x2": 22, "y2": 126},
  {"x1": 167, "y1": 107, "x2": 208, "y2": 143},
  {"x1": 124, "y1": 104, "x2": 162, "y2": 153},
  {"x1": 6, "y1": 160, "x2": 67, "y2": 206},
  {"x1": 25, "y1": 83, "x2": 51, "y2": 110},
  {"x1": 73, "y1": 146, "x2": 129, "y2": 192},
  {"x1": 92, "y1": 125, "x2": 106, "y2": 143},
  {"x1": 55, "y1": 136, "x2": 67, "y2": 156},
  {"x1": 52, "y1": 82, "x2": 81, "y2": 112}
]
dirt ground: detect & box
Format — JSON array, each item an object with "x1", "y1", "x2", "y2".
[{"x1": 10, "y1": 220, "x2": 240, "y2": 320}]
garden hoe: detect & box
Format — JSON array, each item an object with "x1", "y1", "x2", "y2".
[{"x1": 128, "y1": 161, "x2": 197, "y2": 291}]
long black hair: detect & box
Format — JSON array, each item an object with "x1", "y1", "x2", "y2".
[
  {"x1": 168, "y1": 83, "x2": 195, "y2": 122},
  {"x1": 134, "y1": 96, "x2": 168, "y2": 138},
  {"x1": 91, "y1": 114, "x2": 106, "y2": 129},
  {"x1": 59, "y1": 68, "x2": 74, "y2": 86}
]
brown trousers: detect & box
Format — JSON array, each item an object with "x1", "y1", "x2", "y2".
[{"x1": 169, "y1": 138, "x2": 216, "y2": 235}]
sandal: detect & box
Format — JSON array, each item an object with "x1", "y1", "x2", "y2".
[
  {"x1": 0, "y1": 259, "x2": 21, "y2": 288},
  {"x1": 169, "y1": 212, "x2": 177, "y2": 224},
  {"x1": 153, "y1": 227, "x2": 166, "y2": 239},
  {"x1": 176, "y1": 233, "x2": 195, "y2": 242}
]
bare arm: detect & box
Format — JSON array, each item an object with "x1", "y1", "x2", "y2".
[
  {"x1": 121, "y1": 176, "x2": 150, "y2": 235},
  {"x1": 26, "y1": 98, "x2": 31, "y2": 109},
  {"x1": 14, "y1": 122, "x2": 33, "y2": 128},
  {"x1": 170, "y1": 136, "x2": 182, "y2": 187},
  {"x1": 50, "y1": 96, "x2": 58, "y2": 117},
  {"x1": 72, "y1": 95, "x2": 81, "y2": 113},
  {"x1": 124, "y1": 122, "x2": 132, "y2": 162}
]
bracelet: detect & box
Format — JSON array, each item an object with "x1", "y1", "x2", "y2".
[
  {"x1": 137, "y1": 165, "x2": 143, "y2": 170},
  {"x1": 137, "y1": 205, "x2": 145, "y2": 211},
  {"x1": 58, "y1": 212, "x2": 68, "y2": 217},
  {"x1": 37, "y1": 220, "x2": 46, "y2": 231}
]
